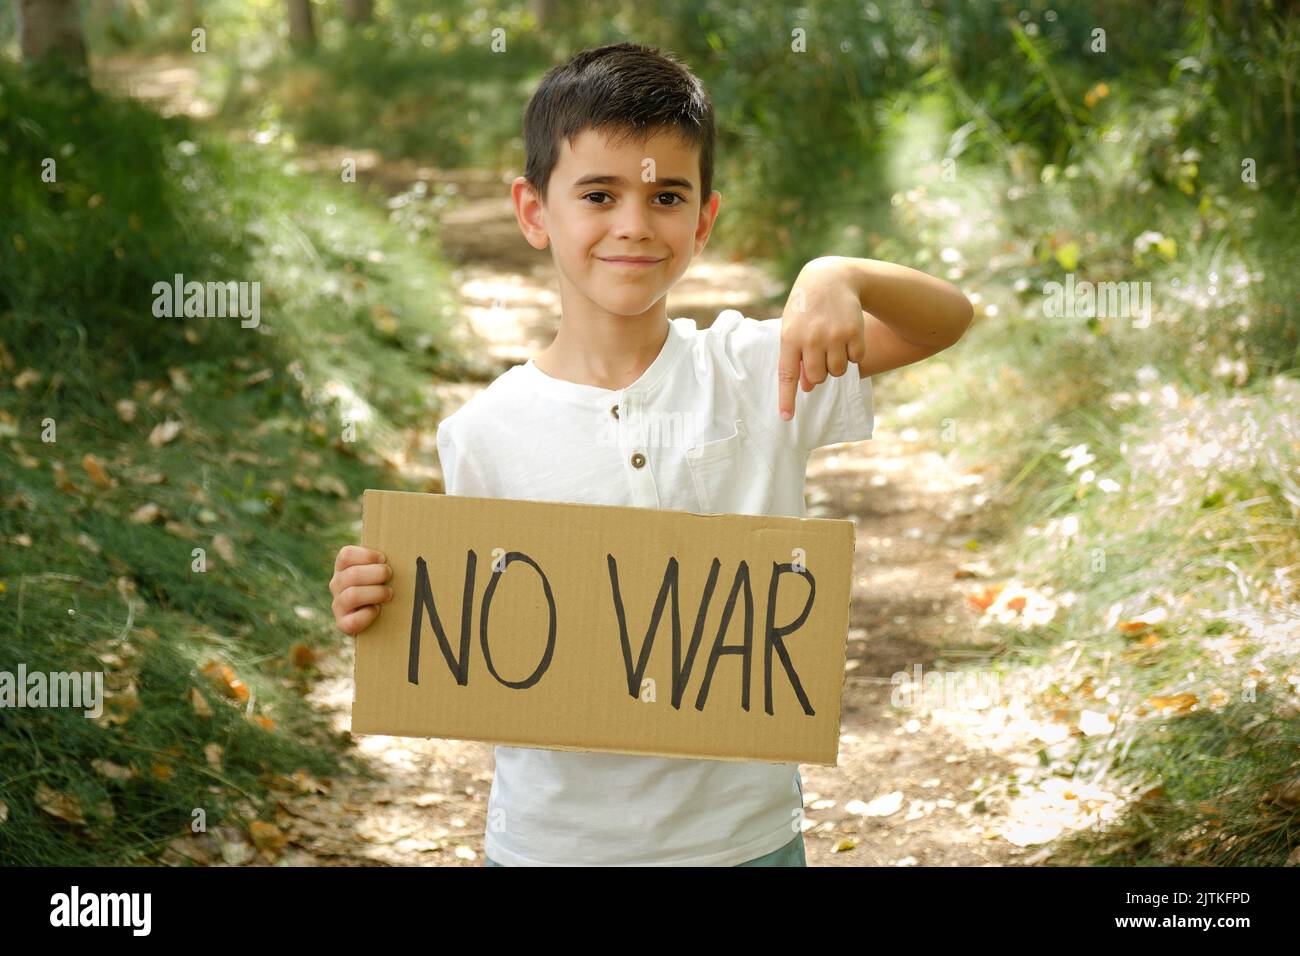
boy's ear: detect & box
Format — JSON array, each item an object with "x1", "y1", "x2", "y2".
[
  {"x1": 512, "y1": 175, "x2": 549, "y2": 251},
  {"x1": 694, "y1": 190, "x2": 722, "y2": 255}
]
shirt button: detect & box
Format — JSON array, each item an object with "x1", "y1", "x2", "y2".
[
  {"x1": 611, "y1": 404, "x2": 620, "y2": 419},
  {"x1": 631, "y1": 452, "x2": 646, "y2": 468}
]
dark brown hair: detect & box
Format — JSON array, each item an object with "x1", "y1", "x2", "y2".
[{"x1": 522, "y1": 42, "x2": 715, "y2": 207}]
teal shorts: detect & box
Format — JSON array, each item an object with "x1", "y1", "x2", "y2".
[{"x1": 484, "y1": 832, "x2": 806, "y2": 867}]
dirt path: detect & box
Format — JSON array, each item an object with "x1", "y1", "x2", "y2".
[
  {"x1": 99, "y1": 56, "x2": 1054, "y2": 867},
  {"x1": 282, "y1": 168, "x2": 1050, "y2": 868}
]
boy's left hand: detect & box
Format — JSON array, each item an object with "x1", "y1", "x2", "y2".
[{"x1": 778, "y1": 257, "x2": 866, "y2": 421}]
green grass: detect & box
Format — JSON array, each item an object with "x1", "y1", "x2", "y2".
[
  {"x1": 213, "y1": 17, "x2": 552, "y2": 168},
  {"x1": 858, "y1": 90, "x2": 1300, "y2": 865},
  {"x1": 0, "y1": 66, "x2": 464, "y2": 864}
]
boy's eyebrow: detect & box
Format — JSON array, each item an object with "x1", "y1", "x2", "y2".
[{"x1": 572, "y1": 173, "x2": 695, "y2": 192}]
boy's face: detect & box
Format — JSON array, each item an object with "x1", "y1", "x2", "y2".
[{"x1": 513, "y1": 126, "x2": 721, "y2": 323}]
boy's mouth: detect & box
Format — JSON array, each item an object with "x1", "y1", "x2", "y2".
[{"x1": 599, "y1": 256, "x2": 664, "y2": 268}]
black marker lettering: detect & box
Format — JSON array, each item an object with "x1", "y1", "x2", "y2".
[
  {"x1": 764, "y1": 562, "x2": 816, "y2": 715},
  {"x1": 694, "y1": 560, "x2": 754, "y2": 712},
  {"x1": 674, "y1": 557, "x2": 721, "y2": 708},
  {"x1": 409, "y1": 552, "x2": 475, "y2": 686},
  {"x1": 607, "y1": 554, "x2": 679, "y2": 698},
  {"x1": 479, "y1": 551, "x2": 556, "y2": 689}
]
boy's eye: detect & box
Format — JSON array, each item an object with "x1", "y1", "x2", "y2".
[{"x1": 582, "y1": 191, "x2": 685, "y2": 207}]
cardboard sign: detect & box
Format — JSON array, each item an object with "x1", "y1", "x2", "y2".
[{"x1": 352, "y1": 489, "x2": 855, "y2": 765}]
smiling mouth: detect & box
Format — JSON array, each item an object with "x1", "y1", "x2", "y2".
[{"x1": 599, "y1": 257, "x2": 664, "y2": 267}]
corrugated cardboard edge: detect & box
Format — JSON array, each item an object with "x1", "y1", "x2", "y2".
[
  {"x1": 351, "y1": 488, "x2": 384, "y2": 713},
  {"x1": 360, "y1": 487, "x2": 856, "y2": 532},
  {"x1": 828, "y1": 521, "x2": 856, "y2": 768}
]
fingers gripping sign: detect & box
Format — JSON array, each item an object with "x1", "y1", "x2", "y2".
[{"x1": 778, "y1": 259, "x2": 868, "y2": 422}]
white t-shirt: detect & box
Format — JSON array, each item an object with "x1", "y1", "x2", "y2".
[{"x1": 434, "y1": 308, "x2": 875, "y2": 865}]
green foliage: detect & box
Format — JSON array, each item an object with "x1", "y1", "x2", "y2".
[{"x1": 0, "y1": 60, "x2": 458, "y2": 864}]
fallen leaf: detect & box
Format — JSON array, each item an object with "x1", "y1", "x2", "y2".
[
  {"x1": 215, "y1": 827, "x2": 253, "y2": 865},
  {"x1": 1147, "y1": 693, "x2": 1198, "y2": 714},
  {"x1": 954, "y1": 560, "x2": 993, "y2": 580},
  {"x1": 164, "y1": 520, "x2": 200, "y2": 540},
  {"x1": 204, "y1": 743, "x2": 224, "y2": 770},
  {"x1": 130, "y1": 502, "x2": 162, "y2": 524},
  {"x1": 201, "y1": 661, "x2": 249, "y2": 702},
  {"x1": 190, "y1": 686, "x2": 213, "y2": 718},
  {"x1": 96, "y1": 680, "x2": 141, "y2": 726},
  {"x1": 1118, "y1": 607, "x2": 1169, "y2": 634},
  {"x1": 846, "y1": 791, "x2": 904, "y2": 818},
  {"x1": 163, "y1": 835, "x2": 216, "y2": 866},
  {"x1": 13, "y1": 368, "x2": 42, "y2": 390},
  {"x1": 211, "y1": 534, "x2": 236, "y2": 565},
  {"x1": 92, "y1": 759, "x2": 138, "y2": 782},
  {"x1": 35, "y1": 783, "x2": 85, "y2": 825},
  {"x1": 290, "y1": 643, "x2": 317, "y2": 669},
  {"x1": 314, "y1": 474, "x2": 349, "y2": 497},
  {"x1": 967, "y1": 583, "x2": 1004, "y2": 612},
  {"x1": 51, "y1": 461, "x2": 78, "y2": 493},
  {"x1": 115, "y1": 399, "x2": 137, "y2": 423},
  {"x1": 1077, "y1": 709, "x2": 1115, "y2": 736},
  {"x1": 148, "y1": 420, "x2": 183, "y2": 447},
  {"x1": 1269, "y1": 777, "x2": 1300, "y2": 807},
  {"x1": 290, "y1": 770, "x2": 329, "y2": 794},
  {"x1": 250, "y1": 821, "x2": 286, "y2": 853},
  {"x1": 81, "y1": 453, "x2": 113, "y2": 488},
  {"x1": 831, "y1": 838, "x2": 858, "y2": 853}
]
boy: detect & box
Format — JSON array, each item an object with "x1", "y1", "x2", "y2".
[{"x1": 328, "y1": 42, "x2": 973, "y2": 866}]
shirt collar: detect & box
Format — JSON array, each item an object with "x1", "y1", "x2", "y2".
[{"x1": 517, "y1": 317, "x2": 693, "y2": 407}]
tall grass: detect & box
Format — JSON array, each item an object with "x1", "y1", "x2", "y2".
[{"x1": 0, "y1": 65, "x2": 462, "y2": 864}]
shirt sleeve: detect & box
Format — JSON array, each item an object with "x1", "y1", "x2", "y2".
[
  {"x1": 706, "y1": 309, "x2": 875, "y2": 453},
  {"x1": 435, "y1": 418, "x2": 494, "y2": 497}
]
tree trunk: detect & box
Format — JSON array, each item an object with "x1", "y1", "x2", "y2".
[
  {"x1": 287, "y1": 0, "x2": 316, "y2": 49},
  {"x1": 344, "y1": 0, "x2": 373, "y2": 25},
  {"x1": 532, "y1": 0, "x2": 555, "y2": 29},
  {"x1": 18, "y1": 0, "x2": 89, "y2": 73}
]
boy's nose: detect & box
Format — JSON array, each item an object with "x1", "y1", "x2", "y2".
[{"x1": 613, "y1": 213, "x2": 654, "y2": 238}]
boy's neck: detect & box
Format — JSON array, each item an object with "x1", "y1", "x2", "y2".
[{"x1": 534, "y1": 311, "x2": 671, "y2": 391}]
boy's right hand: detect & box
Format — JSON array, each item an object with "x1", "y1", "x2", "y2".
[{"x1": 330, "y1": 546, "x2": 394, "y2": 636}]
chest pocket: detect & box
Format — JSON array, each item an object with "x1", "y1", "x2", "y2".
[{"x1": 685, "y1": 418, "x2": 776, "y2": 516}]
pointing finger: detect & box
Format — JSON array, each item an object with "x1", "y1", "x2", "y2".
[{"x1": 778, "y1": 335, "x2": 802, "y2": 421}]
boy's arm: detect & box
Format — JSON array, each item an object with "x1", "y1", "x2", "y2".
[{"x1": 779, "y1": 256, "x2": 974, "y2": 419}]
